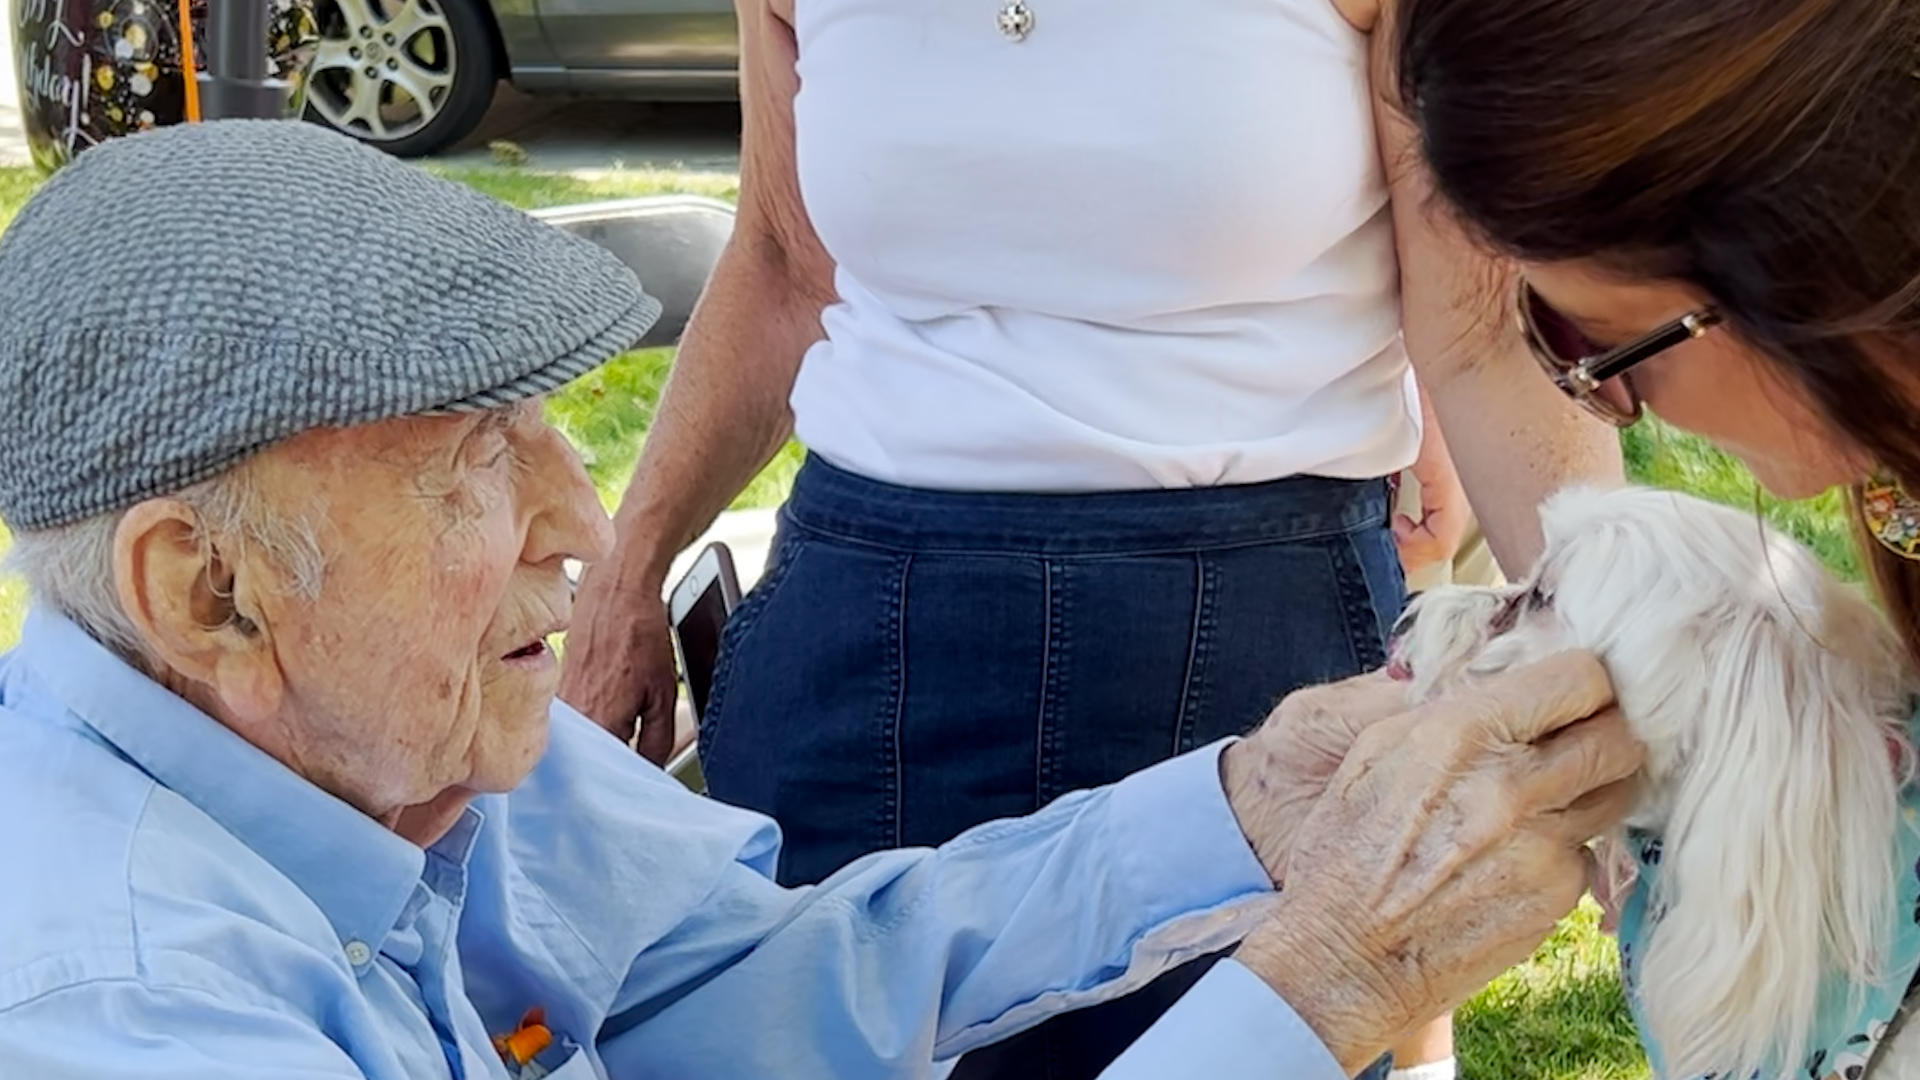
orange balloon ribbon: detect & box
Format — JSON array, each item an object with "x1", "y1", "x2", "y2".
[
  {"x1": 175, "y1": 0, "x2": 201, "y2": 122},
  {"x1": 491, "y1": 1006, "x2": 555, "y2": 1078}
]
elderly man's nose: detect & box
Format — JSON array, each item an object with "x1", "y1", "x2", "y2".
[
  {"x1": 522, "y1": 425, "x2": 616, "y2": 565},
  {"x1": 578, "y1": 504, "x2": 616, "y2": 563},
  {"x1": 539, "y1": 480, "x2": 615, "y2": 565},
  {"x1": 530, "y1": 494, "x2": 614, "y2": 571}
]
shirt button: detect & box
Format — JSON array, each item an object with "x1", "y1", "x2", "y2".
[{"x1": 344, "y1": 940, "x2": 373, "y2": 967}]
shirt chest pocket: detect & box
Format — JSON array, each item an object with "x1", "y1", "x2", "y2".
[
  {"x1": 512, "y1": 1039, "x2": 604, "y2": 1080},
  {"x1": 540, "y1": 1046, "x2": 603, "y2": 1079}
]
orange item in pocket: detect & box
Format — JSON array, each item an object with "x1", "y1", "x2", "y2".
[{"x1": 491, "y1": 1006, "x2": 553, "y2": 1067}]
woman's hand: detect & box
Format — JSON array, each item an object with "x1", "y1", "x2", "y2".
[
  {"x1": 1394, "y1": 450, "x2": 1472, "y2": 578},
  {"x1": 561, "y1": 571, "x2": 680, "y2": 764},
  {"x1": 1394, "y1": 386, "x2": 1473, "y2": 578},
  {"x1": 1234, "y1": 653, "x2": 1642, "y2": 1073},
  {"x1": 559, "y1": 0, "x2": 834, "y2": 764}
]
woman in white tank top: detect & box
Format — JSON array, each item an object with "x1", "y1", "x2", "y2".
[{"x1": 563, "y1": 0, "x2": 1622, "y2": 1076}]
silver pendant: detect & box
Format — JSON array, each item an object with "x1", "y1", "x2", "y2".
[{"x1": 996, "y1": 0, "x2": 1034, "y2": 41}]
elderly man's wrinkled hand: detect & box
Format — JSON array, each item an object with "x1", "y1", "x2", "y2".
[
  {"x1": 1220, "y1": 668, "x2": 1415, "y2": 885},
  {"x1": 1235, "y1": 653, "x2": 1642, "y2": 1074}
]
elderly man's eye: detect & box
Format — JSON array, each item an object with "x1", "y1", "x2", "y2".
[
  {"x1": 467, "y1": 424, "x2": 515, "y2": 470},
  {"x1": 468, "y1": 406, "x2": 531, "y2": 471}
]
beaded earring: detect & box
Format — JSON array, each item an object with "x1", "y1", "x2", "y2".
[{"x1": 1861, "y1": 470, "x2": 1920, "y2": 560}]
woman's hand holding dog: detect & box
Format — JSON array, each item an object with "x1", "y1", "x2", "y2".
[{"x1": 1223, "y1": 653, "x2": 1643, "y2": 1074}]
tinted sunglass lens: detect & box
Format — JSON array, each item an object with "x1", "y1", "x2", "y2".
[{"x1": 1526, "y1": 288, "x2": 1602, "y2": 364}]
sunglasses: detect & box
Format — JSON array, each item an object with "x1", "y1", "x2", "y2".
[{"x1": 1516, "y1": 280, "x2": 1722, "y2": 427}]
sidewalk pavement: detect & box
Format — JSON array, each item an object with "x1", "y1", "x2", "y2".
[
  {"x1": 0, "y1": 15, "x2": 28, "y2": 168},
  {"x1": 665, "y1": 507, "x2": 777, "y2": 597},
  {"x1": 437, "y1": 89, "x2": 740, "y2": 176}
]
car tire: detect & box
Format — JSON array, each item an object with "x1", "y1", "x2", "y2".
[{"x1": 302, "y1": 0, "x2": 500, "y2": 158}]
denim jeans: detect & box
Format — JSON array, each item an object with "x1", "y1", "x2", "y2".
[{"x1": 701, "y1": 455, "x2": 1406, "y2": 1080}]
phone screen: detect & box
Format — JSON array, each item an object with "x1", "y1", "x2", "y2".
[{"x1": 675, "y1": 577, "x2": 732, "y2": 720}]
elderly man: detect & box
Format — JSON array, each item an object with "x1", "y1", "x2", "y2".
[{"x1": 0, "y1": 121, "x2": 1637, "y2": 1079}]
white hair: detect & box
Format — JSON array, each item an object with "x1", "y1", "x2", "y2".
[
  {"x1": 1392, "y1": 485, "x2": 1914, "y2": 1080},
  {"x1": 5, "y1": 462, "x2": 327, "y2": 670}
]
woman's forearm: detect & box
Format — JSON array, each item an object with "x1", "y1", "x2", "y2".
[
  {"x1": 597, "y1": 0, "x2": 833, "y2": 600},
  {"x1": 1420, "y1": 351, "x2": 1624, "y2": 572},
  {"x1": 1371, "y1": 25, "x2": 1623, "y2": 572},
  {"x1": 600, "y1": 235, "x2": 827, "y2": 598}
]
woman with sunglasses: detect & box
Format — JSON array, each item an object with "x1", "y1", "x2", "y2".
[
  {"x1": 1384, "y1": 0, "x2": 1888, "y2": 505},
  {"x1": 1376, "y1": 0, "x2": 1920, "y2": 1075},
  {"x1": 1128, "y1": 2, "x2": 1920, "y2": 1077}
]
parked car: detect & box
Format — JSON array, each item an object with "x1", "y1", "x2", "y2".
[{"x1": 304, "y1": 0, "x2": 739, "y2": 157}]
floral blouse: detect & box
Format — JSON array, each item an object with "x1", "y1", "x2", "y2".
[{"x1": 1616, "y1": 736, "x2": 1920, "y2": 1080}]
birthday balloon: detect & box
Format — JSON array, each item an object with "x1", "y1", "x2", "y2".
[{"x1": 12, "y1": 0, "x2": 317, "y2": 172}]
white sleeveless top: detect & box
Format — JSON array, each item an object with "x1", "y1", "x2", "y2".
[{"x1": 788, "y1": 0, "x2": 1420, "y2": 492}]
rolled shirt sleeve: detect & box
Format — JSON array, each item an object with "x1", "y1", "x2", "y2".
[{"x1": 1098, "y1": 959, "x2": 1347, "y2": 1080}]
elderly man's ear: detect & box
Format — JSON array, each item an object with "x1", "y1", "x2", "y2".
[{"x1": 113, "y1": 499, "x2": 286, "y2": 722}]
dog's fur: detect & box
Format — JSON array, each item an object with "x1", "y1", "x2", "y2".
[{"x1": 1390, "y1": 486, "x2": 1916, "y2": 1080}]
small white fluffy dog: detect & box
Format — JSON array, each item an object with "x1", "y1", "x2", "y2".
[{"x1": 1390, "y1": 485, "x2": 1916, "y2": 1080}]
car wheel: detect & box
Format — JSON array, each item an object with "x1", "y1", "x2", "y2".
[{"x1": 302, "y1": 0, "x2": 500, "y2": 157}]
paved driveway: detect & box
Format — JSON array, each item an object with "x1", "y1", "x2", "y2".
[{"x1": 435, "y1": 87, "x2": 740, "y2": 176}]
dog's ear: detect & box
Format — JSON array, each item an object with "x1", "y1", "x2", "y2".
[{"x1": 1636, "y1": 599, "x2": 1904, "y2": 1080}]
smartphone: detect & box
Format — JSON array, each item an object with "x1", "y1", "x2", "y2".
[{"x1": 666, "y1": 542, "x2": 742, "y2": 790}]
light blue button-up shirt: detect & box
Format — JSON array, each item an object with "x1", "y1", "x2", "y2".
[{"x1": 0, "y1": 609, "x2": 1346, "y2": 1079}]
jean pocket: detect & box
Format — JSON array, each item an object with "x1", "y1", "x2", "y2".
[
  {"x1": 1183, "y1": 523, "x2": 1404, "y2": 742},
  {"x1": 1338, "y1": 522, "x2": 1407, "y2": 667}
]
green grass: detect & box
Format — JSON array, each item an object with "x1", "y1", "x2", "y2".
[
  {"x1": 0, "y1": 160, "x2": 1874, "y2": 1080},
  {"x1": 0, "y1": 167, "x2": 40, "y2": 233},
  {"x1": 541, "y1": 346, "x2": 804, "y2": 515},
  {"x1": 1461, "y1": 902, "x2": 1649, "y2": 1080},
  {"x1": 1623, "y1": 420, "x2": 1861, "y2": 580}
]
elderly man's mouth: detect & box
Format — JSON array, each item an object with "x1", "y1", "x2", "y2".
[
  {"x1": 501, "y1": 626, "x2": 565, "y2": 666},
  {"x1": 502, "y1": 640, "x2": 550, "y2": 663}
]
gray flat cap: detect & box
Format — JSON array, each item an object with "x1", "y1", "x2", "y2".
[{"x1": 0, "y1": 119, "x2": 662, "y2": 532}]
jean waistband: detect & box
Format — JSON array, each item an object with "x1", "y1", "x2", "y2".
[{"x1": 782, "y1": 454, "x2": 1391, "y2": 557}]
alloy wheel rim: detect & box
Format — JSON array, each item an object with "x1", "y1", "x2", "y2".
[{"x1": 306, "y1": 0, "x2": 456, "y2": 142}]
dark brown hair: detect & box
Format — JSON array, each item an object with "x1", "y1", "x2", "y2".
[{"x1": 1395, "y1": 0, "x2": 1920, "y2": 660}]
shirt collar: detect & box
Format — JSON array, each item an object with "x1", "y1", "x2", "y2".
[{"x1": 13, "y1": 607, "x2": 445, "y2": 957}]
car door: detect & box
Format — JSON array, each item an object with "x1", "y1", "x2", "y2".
[{"x1": 536, "y1": 0, "x2": 737, "y2": 88}]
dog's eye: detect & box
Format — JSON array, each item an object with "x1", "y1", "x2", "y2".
[
  {"x1": 1490, "y1": 593, "x2": 1524, "y2": 635},
  {"x1": 1488, "y1": 584, "x2": 1552, "y2": 637}
]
